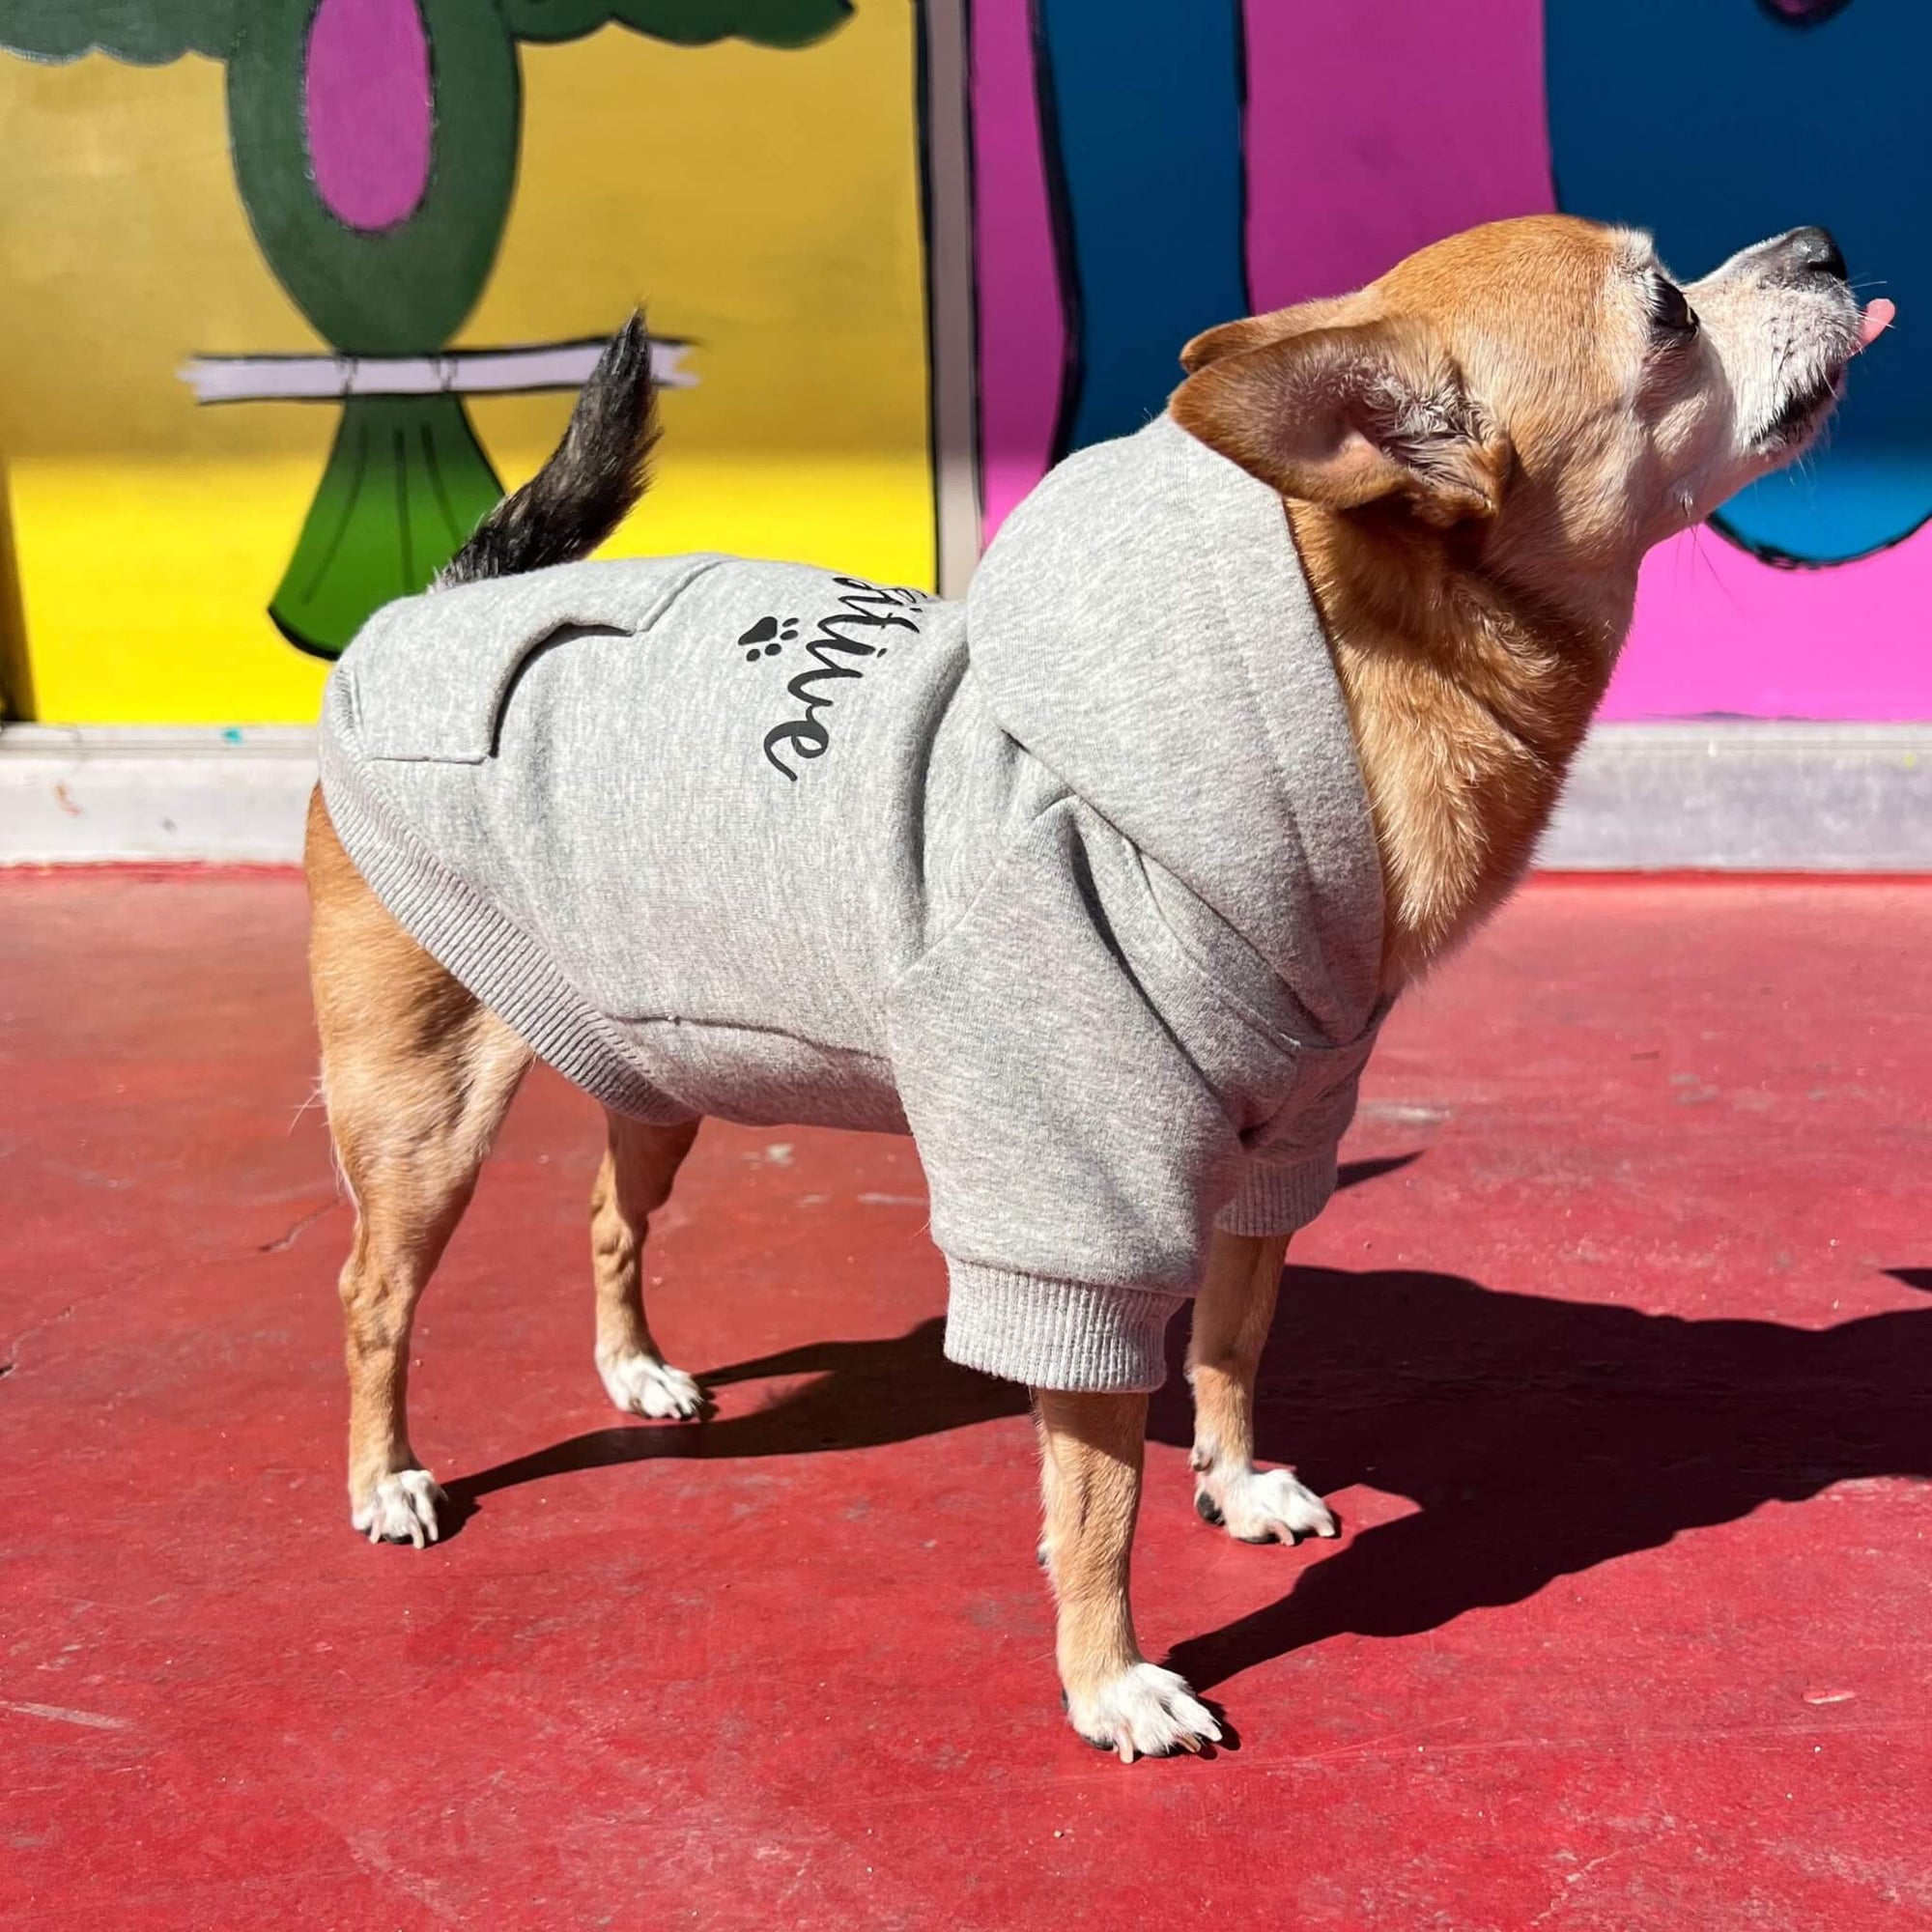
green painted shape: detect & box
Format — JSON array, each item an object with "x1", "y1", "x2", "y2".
[
  {"x1": 0, "y1": 0, "x2": 851, "y2": 62},
  {"x1": 0, "y1": 1, "x2": 239, "y2": 64},
  {"x1": 269, "y1": 392, "x2": 503, "y2": 659},
  {"x1": 502, "y1": 0, "x2": 850, "y2": 47},
  {"x1": 227, "y1": 0, "x2": 521, "y2": 355}
]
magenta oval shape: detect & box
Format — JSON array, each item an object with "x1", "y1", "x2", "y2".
[{"x1": 303, "y1": 0, "x2": 433, "y2": 233}]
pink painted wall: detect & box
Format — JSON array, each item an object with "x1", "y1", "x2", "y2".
[
  {"x1": 1242, "y1": 0, "x2": 1553, "y2": 311},
  {"x1": 967, "y1": 0, "x2": 1932, "y2": 721},
  {"x1": 1612, "y1": 532, "x2": 1932, "y2": 720},
  {"x1": 968, "y1": 0, "x2": 1063, "y2": 541}
]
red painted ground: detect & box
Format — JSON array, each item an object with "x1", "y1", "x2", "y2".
[{"x1": 4, "y1": 870, "x2": 1930, "y2": 1929}]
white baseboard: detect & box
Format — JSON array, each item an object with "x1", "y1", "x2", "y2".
[
  {"x1": 5, "y1": 720, "x2": 1931, "y2": 871},
  {"x1": 0, "y1": 725, "x2": 316, "y2": 865},
  {"x1": 1543, "y1": 722, "x2": 1932, "y2": 871}
]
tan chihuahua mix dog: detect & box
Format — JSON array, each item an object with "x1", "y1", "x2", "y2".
[{"x1": 307, "y1": 215, "x2": 1889, "y2": 1761}]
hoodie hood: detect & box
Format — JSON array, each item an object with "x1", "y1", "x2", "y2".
[{"x1": 965, "y1": 412, "x2": 1385, "y2": 1046}]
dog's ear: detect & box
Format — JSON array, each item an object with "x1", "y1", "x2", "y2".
[
  {"x1": 1179, "y1": 296, "x2": 1360, "y2": 375},
  {"x1": 1170, "y1": 316, "x2": 1512, "y2": 527}
]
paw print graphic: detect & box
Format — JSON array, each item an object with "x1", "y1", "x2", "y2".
[{"x1": 739, "y1": 616, "x2": 801, "y2": 663}]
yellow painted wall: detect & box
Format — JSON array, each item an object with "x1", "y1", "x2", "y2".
[{"x1": 0, "y1": 5, "x2": 932, "y2": 724}]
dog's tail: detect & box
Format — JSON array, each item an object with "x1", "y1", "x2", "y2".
[{"x1": 434, "y1": 311, "x2": 659, "y2": 591}]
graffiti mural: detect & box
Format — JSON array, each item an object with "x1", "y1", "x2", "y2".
[
  {"x1": 0, "y1": 0, "x2": 848, "y2": 657},
  {"x1": 1, "y1": 0, "x2": 1925, "y2": 725},
  {"x1": 0, "y1": 1, "x2": 928, "y2": 724},
  {"x1": 969, "y1": 0, "x2": 1932, "y2": 720}
]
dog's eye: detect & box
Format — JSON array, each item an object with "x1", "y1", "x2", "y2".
[{"x1": 1648, "y1": 277, "x2": 1699, "y2": 339}]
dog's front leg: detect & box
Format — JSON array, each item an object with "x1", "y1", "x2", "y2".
[
  {"x1": 1034, "y1": 1388, "x2": 1220, "y2": 1762},
  {"x1": 1186, "y1": 1229, "x2": 1339, "y2": 1544}
]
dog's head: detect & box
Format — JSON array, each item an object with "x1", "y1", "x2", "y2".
[{"x1": 1171, "y1": 213, "x2": 1890, "y2": 613}]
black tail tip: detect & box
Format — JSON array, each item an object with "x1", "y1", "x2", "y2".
[
  {"x1": 572, "y1": 307, "x2": 659, "y2": 471},
  {"x1": 432, "y1": 308, "x2": 661, "y2": 591},
  {"x1": 598, "y1": 309, "x2": 652, "y2": 387}
]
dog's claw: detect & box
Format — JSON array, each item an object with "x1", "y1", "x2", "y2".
[
  {"x1": 353, "y1": 1468, "x2": 445, "y2": 1548},
  {"x1": 598, "y1": 1351, "x2": 707, "y2": 1421},
  {"x1": 1063, "y1": 1662, "x2": 1220, "y2": 1764}
]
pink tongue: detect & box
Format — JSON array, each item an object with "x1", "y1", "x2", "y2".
[{"x1": 1858, "y1": 298, "x2": 1895, "y2": 349}]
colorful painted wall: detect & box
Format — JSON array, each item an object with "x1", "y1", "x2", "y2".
[
  {"x1": 974, "y1": 0, "x2": 1932, "y2": 723},
  {"x1": 1, "y1": 0, "x2": 1926, "y2": 727},
  {"x1": 0, "y1": 0, "x2": 931, "y2": 724}
]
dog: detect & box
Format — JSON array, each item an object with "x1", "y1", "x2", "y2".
[{"x1": 306, "y1": 214, "x2": 1889, "y2": 1762}]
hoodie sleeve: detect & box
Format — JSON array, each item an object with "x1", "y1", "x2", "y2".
[
  {"x1": 887, "y1": 802, "x2": 1255, "y2": 1393},
  {"x1": 1213, "y1": 1056, "x2": 1366, "y2": 1236}
]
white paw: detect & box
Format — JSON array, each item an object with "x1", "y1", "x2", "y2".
[
  {"x1": 598, "y1": 1351, "x2": 706, "y2": 1421},
  {"x1": 1065, "y1": 1662, "x2": 1222, "y2": 1764},
  {"x1": 1194, "y1": 1463, "x2": 1338, "y2": 1545},
  {"x1": 352, "y1": 1468, "x2": 445, "y2": 1548}
]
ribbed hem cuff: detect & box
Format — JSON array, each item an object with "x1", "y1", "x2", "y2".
[
  {"x1": 1214, "y1": 1152, "x2": 1338, "y2": 1236},
  {"x1": 942, "y1": 1264, "x2": 1184, "y2": 1393}
]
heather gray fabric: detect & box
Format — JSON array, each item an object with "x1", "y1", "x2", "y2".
[{"x1": 318, "y1": 412, "x2": 1387, "y2": 1392}]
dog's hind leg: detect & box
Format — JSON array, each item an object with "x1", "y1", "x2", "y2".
[
  {"x1": 1036, "y1": 1388, "x2": 1220, "y2": 1762},
  {"x1": 1186, "y1": 1230, "x2": 1338, "y2": 1545},
  {"x1": 307, "y1": 790, "x2": 531, "y2": 1546},
  {"x1": 590, "y1": 1112, "x2": 704, "y2": 1419}
]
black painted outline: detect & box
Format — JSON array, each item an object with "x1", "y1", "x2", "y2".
[
  {"x1": 1708, "y1": 498, "x2": 1932, "y2": 572},
  {"x1": 1030, "y1": 0, "x2": 1084, "y2": 471}
]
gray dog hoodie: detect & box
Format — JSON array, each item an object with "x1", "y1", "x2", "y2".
[{"x1": 318, "y1": 412, "x2": 1388, "y2": 1392}]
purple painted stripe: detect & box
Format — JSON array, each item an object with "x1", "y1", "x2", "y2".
[
  {"x1": 1604, "y1": 527, "x2": 1932, "y2": 721},
  {"x1": 970, "y1": 0, "x2": 1064, "y2": 546},
  {"x1": 1242, "y1": 0, "x2": 1554, "y2": 311},
  {"x1": 304, "y1": 0, "x2": 434, "y2": 235}
]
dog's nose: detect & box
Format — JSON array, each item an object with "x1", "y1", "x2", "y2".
[{"x1": 1780, "y1": 226, "x2": 1849, "y2": 282}]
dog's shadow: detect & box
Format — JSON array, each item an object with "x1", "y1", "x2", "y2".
[
  {"x1": 443, "y1": 1174, "x2": 1932, "y2": 1692},
  {"x1": 1163, "y1": 1263, "x2": 1932, "y2": 1690}
]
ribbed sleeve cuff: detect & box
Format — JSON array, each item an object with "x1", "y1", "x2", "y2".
[
  {"x1": 942, "y1": 1264, "x2": 1184, "y2": 1392},
  {"x1": 1214, "y1": 1152, "x2": 1338, "y2": 1236}
]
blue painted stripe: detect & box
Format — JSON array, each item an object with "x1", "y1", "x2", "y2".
[
  {"x1": 1548, "y1": 0, "x2": 1931, "y2": 563},
  {"x1": 1034, "y1": 0, "x2": 1248, "y2": 458}
]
